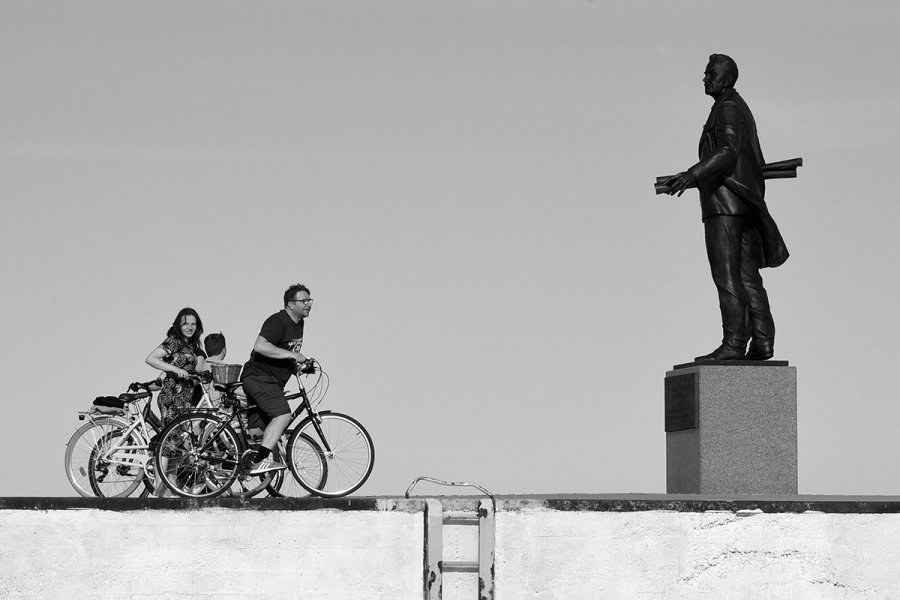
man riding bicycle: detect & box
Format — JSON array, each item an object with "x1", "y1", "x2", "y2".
[{"x1": 240, "y1": 283, "x2": 313, "y2": 474}]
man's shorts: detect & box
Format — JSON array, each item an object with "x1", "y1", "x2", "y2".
[{"x1": 241, "y1": 374, "x2": 291, "y2": 431}]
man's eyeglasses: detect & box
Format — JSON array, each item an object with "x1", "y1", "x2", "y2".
[{"x1": 292, "y1": 298, "x2": 314, "y2": 305}]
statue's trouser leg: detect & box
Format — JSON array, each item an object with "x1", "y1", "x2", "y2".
[
  {"x1": 704, "y1": 215, "x2": 750, "y2": 350},
  {"x1": 739, "y1": 222, "x2": 775, "y2": 347}
]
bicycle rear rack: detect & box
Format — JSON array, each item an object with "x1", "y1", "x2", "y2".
[{"x1": 405, "y1": 476, "x2": 495, "y2": 600}]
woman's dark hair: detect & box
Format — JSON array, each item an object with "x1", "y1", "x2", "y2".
[{"x1": 167, "y1": 307, "x2": 205, "y2": 355}]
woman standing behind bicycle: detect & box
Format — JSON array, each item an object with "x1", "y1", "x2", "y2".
[{"x1": 146, "y1": 307, "x2": 207, "y2": 426}]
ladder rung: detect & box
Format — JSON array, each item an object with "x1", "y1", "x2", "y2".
[
  {"x1": 443, "y1": 510, "x2": 479, "y2": 519},
  {"x1": 443, "y1": 516, "x2": 479, "y2": 526},
  {"x1": 441, "y1": 561, "x2": 479, "y2": 573}
]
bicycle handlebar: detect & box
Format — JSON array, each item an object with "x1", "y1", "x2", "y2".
[
  {"x1": 295, "y1": 358, "x2": 317, "y2": 375},
  {"x1": 128, "y1": 379, "x2": 163, "y2": 392}
]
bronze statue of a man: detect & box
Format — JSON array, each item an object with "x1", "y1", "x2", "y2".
[{"x1": 665, "y1": 54, "x2": 789, "y2": 361}]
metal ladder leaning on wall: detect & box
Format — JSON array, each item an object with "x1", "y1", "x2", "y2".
[{"x1": 406, "y1": 476, "x2": 496, "y2": 600}]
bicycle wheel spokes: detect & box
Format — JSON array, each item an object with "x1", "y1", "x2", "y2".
[
  {"x1": 289, "y1": 413, "x2": 373, "y2": 498},
  {"x1": 156, "y1": 413, "x2": 241, "y2": 498},
  {"x1": 64, "y1": 418, "x2": 136, "y2": 498},
  {"x1": 88, "y1": 430, "x2": 146, "y2": 498},
  {"x1": 269, "y1": 434, "x2": 325, "y2": 498}
]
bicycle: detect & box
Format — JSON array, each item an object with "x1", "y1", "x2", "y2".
[
  {"x1": 152, "y1": 373, "x2": 285, "y2": 498},
  {"x1": 154, "y1": 359, "x2": 374, "y2": 498},
  {"x1": 64, "y1": 379, "x2": 162, "y2": 498},
  {"x1": 65, "y1": 373, "x2": 231, "y2": 498}
]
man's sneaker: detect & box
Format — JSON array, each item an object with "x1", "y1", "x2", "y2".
[{"x1": 248, "y1": 459, "x2": 287, "y2": 475}]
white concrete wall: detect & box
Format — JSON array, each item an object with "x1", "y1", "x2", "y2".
[
  {"x1": 0, "y1": 504, "x2": 423, "y2": 600},
  {"x1": 3, "y1": 498, "x2": 900, "y2": 599},
  {"x1": 495, "y1": 507, "x2": 900, "y2": 600}
]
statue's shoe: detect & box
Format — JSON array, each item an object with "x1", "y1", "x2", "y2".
[
  {"x1": 745, "y1": 344, "x2": 774, "y2": 361},
  {"x1": 694, "y1": 344, "x2": 746, "y2": 361}
]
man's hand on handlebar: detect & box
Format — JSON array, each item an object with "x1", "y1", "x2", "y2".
[{"x1": 294, "y1": 356, "x2": 316, "y2": 375}]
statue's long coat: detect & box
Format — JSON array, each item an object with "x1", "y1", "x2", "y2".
[{"x1": 688, "y1": 88, "x2": 789, "y2": 268}]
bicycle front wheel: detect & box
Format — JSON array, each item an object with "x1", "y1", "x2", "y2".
[
  {"x1": 155, "y1": 412, "x2": 243, "y2": 498},
  {"x1": 64, "y1": 417, "x2": 131, "y2": 497},
  {"x1": 267, "y1": 432, "x2": 326, "y2": 498},
  {"x1": 88, "y1": 428, "x2": 147, "y2": 498},
  {"x1": 286, "y1": 412, "x2": 374, "y2": 497}
]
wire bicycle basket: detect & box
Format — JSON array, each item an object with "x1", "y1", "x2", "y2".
[{"x1": 210, "y1": 363, "x2": 242, "y2": 385}]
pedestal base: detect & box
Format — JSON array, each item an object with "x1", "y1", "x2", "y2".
[{"x1": 665, "y1": 362, "x2": 797, "y2": 495}]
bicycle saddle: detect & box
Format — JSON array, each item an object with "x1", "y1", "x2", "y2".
[
  {"x1": 213, "y1": 382, "x2": 243, "y2": 392},
  {"x1": 93, "y1": 396, "x2": 125, "y2": 408}
]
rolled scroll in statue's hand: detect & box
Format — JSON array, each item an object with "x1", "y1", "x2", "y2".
[{"x1": 654, "y1": 157, "x2": 803, "y2": 195}]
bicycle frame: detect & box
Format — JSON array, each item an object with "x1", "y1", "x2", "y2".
[
  {"x1": 165, "y1": 384, "x2": 257, "y2": 464},
  {"x1": 96, "y1": 379, "x2": 219, "y2": 474},
  {"x1": 94, "y1": 392, "x2": 157, "y2": 473},
  {"x1": 173, "y1": 374, "x2": 324, "y2": 463},
  {"x1": 284, "y1": 387, "x2": 334, "y2": 456}
]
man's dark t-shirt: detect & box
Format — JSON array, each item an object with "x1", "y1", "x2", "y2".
[{"x1": 241, "y1": 310, "x2": 304, "y2": 387}]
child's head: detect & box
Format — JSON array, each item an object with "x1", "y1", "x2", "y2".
[{"x1": 204, "y1": 332, "x2": 226, "y2": 360}]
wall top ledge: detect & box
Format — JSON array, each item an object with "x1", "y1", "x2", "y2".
[
  {"x1": 3, "y1": 494, "x2": 900, "y2": 514},
  {"x1": 508, "y1": 494, "x2": 900, "y2": 514},
  {"x1": 0, "y1": 496, "x2": 423, "y2": 513}
]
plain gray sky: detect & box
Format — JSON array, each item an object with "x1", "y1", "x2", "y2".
[{"x1": 3, "y1": 0, "x2": 900, "y2": 497}]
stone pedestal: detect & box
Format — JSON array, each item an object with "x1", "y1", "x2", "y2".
[{"x1": 665, "y1": 361, "x2": 797, "y2": 495}]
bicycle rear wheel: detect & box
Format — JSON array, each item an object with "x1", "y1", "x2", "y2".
[
  {"x1": 88, "y1": 429, "x2": 147, "y2": 498},
  {"x1": 64, "y1": 417, "x2": 131, "y2": 497},
  {"x1": 286, "y1": 412, "x2": 374, "y2": 497},
  {"x1": 155, "y1": 412, "x2": 243, "y2": 498},
  {"x1": 267, "y1": 432, "x2": 326, "y2": 498}
]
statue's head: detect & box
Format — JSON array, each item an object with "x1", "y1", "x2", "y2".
[{"x1": 704, "y1": 54, "x2": 738, "y2": 98}]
